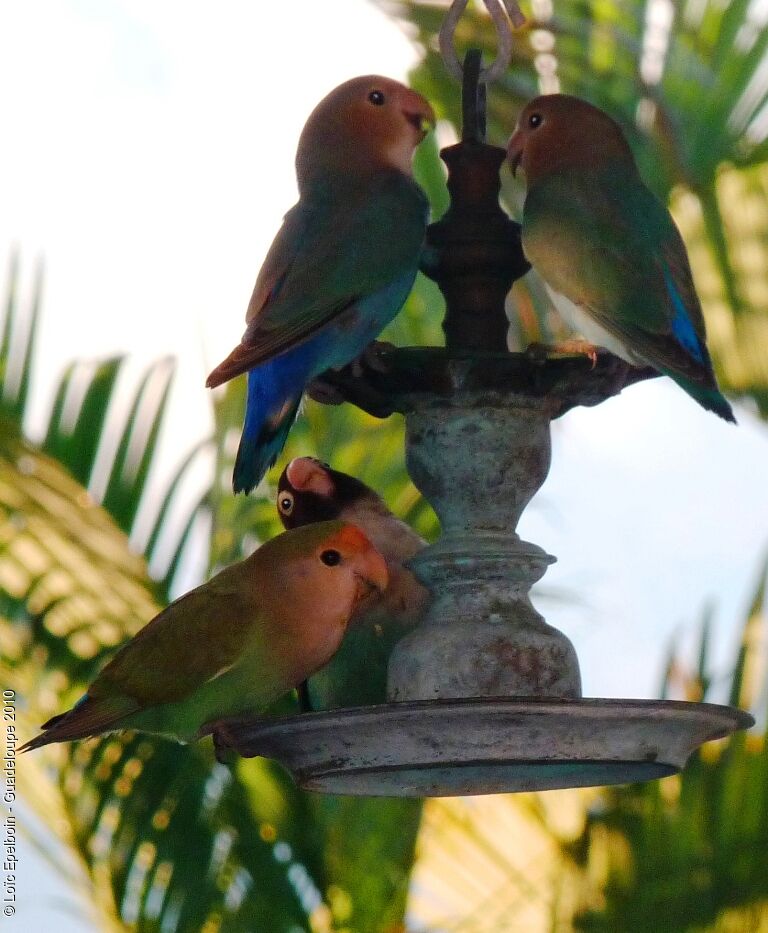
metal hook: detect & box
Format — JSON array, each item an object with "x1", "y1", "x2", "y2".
[
  {"x1": 462, "y1": 49, "x2": 486, "y2": 143},
  {"x1": 439, "y1": 0, "x2": 526, "y2": 84}
]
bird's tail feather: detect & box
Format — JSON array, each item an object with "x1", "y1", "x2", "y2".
[
  {"x1": 21, "y1": 694, "x2": 138, "y2": 752},
  {"x1": 671, "y1": 373, "x2": 736, "y2": 424},
  {"x1": 233, "y1": 365, "x2": 302, "y2": 495}
]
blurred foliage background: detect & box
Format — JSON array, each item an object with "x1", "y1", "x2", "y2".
[{"x1": 3, "y1": 0, "x2": 768, "y2": 930}]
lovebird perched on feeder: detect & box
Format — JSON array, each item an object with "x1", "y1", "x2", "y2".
[
  {"x1": 206, "y1": 76, "x2": 435, "y2": 493},
  {"x1": 277, "y1": 457, "x2": 428, "y2": 708},
  {"x1": 22, "y1": 522, "x2": 387, "y2": 750},
  {"x1": 507, "y1": 94, "x2": 735, "y2": 422}
]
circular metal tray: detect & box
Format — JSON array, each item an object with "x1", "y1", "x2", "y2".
[{"x1": 222, "y1": 697, "x2": 753, "y2": 797}]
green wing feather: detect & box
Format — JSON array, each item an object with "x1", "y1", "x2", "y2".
[
  {"x1": 523, "y1": 168, "x2": 714, "y2": 384},
  {"x1": 90, "y1": 562, "x2": 263, "y2": 707}
]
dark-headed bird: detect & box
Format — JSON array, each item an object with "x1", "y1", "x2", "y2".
[{"x1": 277, "y1": 458, "x2": 429, "y2": 708}]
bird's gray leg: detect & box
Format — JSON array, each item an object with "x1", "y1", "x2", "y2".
[{"x1": 306, "y1": 340, "x2": 397, "y2": 404}]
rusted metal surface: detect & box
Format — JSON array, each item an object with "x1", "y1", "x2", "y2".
[
  {"x1": 388, "y1": 395, "x2": 582, "y2": 701},
  {"x1": 316, "y1": 347, "x2": 658, "y2": 420},
  {"x1": 220, "y1": 698, "x2": 754, "y2": 797}
]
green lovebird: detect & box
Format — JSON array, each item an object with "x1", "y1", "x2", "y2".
[
  {"x1": 276, "y1": 458, "x2": 429, "y2": 709},
  {"x1": 205, "y1": 76, "x2": 435, "y2": 494},
  {"x1": 22, "y1": 522, "x2": 388, "y2": 750},
  {"x1": 507, "y1": 94, "x2": 735, "y2": 422}
]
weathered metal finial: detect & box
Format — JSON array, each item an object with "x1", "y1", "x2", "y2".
[{"x1": 421, "y1": 49, "x2": 529, "y2": 352}]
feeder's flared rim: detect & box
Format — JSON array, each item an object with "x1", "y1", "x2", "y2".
[{"x1": 219, "y1": 696, "x2": 753, "y2": 797}]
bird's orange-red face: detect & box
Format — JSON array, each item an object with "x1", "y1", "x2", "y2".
[
  {"x1": 507, "y1": 94, "x2": 633, "y2": 187},
  {"x1": 310, "y1": 522, "x2": 389, "y2": 607},
  {"x1": 297, "y1": 75, "x2": 435, "y2": 182}
]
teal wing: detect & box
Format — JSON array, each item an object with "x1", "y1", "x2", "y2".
[
  {"x1": 207, "y1": 171, "x2": 428, "y2": 385},
  {"x1": 523, "y1": 169, "x2": 713, "y2": 385}
]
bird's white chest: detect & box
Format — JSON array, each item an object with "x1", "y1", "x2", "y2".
[{"x1": 545, "y1": 285, "x2": 635, "y2": 363}]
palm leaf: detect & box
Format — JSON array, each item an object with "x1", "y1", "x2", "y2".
[
  {"x1": 101, "y1": 357, "x2": 175, "y2": 534},
  {"x1": 2, "y1": 254, "x2": 426, "y2": 931},
  {"x1": 0, "y1": 430, "x2": 331, "y2": 931},
  {"x1": 42, "y1": 358, "x2": 123, "y2": 488},
  {"x1": 0, "y1": 251, "x2": 43, "y2": 422},
  {"x1": 565, "y1": 558, "x2": 768, "y2": 931}
]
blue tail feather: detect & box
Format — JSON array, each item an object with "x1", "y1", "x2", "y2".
[
  {"x1": 233, "y1": 398, "x2": 300, "y2": 494},
  {"x1": 690, "y1": 385, "x2": 736, "y2": 423},
  {"x1": 233, "y1": 357, "x2": 307, "y2": 494}
]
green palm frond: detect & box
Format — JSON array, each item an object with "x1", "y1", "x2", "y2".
[
  {"x1": 555, "y1": 555, "x2": 768, "y2": 932},
  {"x1": 0, "y1": 431, "x2": 322, "y2": 931},
  {"x1": 0, "y1": 250, "x2": 43, "y2": 422},
  {"x1": 1, "y1": 257, "x2": 424, "y2": 931}
]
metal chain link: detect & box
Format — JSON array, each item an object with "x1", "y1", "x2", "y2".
[{"x1": 439, "y1": 0, "x2": 526, "y2": 83}]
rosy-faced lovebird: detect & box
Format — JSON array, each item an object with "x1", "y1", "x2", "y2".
[
  {"x1": 21, "y1": 522, "x2": 388, "y2": 750},
  {"x1": 507, "y1": 94, "x2": 735, "y2": 422},
  {"x1": 277, "y1": 458, "x2": 429, "y2": 708},
  {"x1": 206, "y1": 77, "x2": 435, "y2": 493}
]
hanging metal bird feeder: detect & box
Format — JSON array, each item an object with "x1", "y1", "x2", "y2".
[{"x1": 220, "y1": 2, "x2": 752, "y2": 795}]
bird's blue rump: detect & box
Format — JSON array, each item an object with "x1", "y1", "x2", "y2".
[
  {"x1": 233, "y1": 269, "x2": 419, "y2": 494},
  {"x1": 233, "y1": 355, "x2": 309, "y2": 495}
]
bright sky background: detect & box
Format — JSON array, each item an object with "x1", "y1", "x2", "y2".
[{"x1": 3, "y1": 0, "x2": 768, "y2": 929}]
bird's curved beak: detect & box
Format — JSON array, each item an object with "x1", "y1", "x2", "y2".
[
  {"x1": 507, "y1": 128, "x2": 524, "y2": 177},
  {"x1": 354, "y1": 548, "x2": 389, "y2": 604},
  {"x1": 402, "y1": 94, "x2": 436, "y2": 142}
]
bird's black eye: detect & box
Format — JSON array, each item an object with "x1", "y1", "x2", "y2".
[
  {"x1": 320, "y1": 549, "x2": 342, "y2": 566},
  {"x1": 528, "y1": 112, "x2": 543, "y2": 129},
  {"x1": 368, "y1": 90, "x2": 386, "y2": 106},
  {"x1": 278, "y1": 492, "x2": 294, "y2": 515}
]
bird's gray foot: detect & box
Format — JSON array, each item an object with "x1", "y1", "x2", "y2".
[
  {"x1": 306, "y1": 341, "x2": 397, "y2": 405},
  {"x1": 306, "y1": 377, "x2": 346, "y2": 405},
  {"x1": 357, "y1": 340, "x2": 397, "y2": 375}
]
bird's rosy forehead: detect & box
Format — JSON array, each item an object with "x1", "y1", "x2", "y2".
[
  {"x1": 323, "y1": 523, "x2": 372, "y2": 554},
  {"x1": 285, "y1": 457, "x2": 334, "y2": 496}
]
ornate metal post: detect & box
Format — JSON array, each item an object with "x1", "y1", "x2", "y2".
[{"x1": 388, "y1": 50, "x2": 579, "y2": 702}]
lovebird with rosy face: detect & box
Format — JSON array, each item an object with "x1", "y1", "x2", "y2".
[
  {"x1": 277, "y1": 457, "x2": 428, "y2": 709},
  {"x1": 22, "y1": 522, "x2": 387, "y2": 750},
  {"x1": 508, "y1": 94, "x2": 735, "y2": 422},
  {"x1": 207, "y1": 76, "x2": 435, "y2": 493}
]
